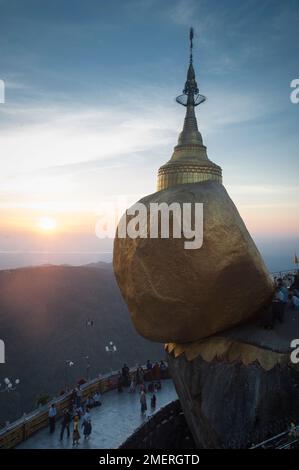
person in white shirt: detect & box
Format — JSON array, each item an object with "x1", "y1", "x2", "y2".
[
  {"x1": 93, "y1": 391, "x2": 101, "y2": 406},
  {"x1": 270, "y1": 287, "x2": 285, "y2": 327}
]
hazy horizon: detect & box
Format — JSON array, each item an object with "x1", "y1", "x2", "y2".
[{"x1": 0, "y1": 234, "x2": 298, "y2": 273}]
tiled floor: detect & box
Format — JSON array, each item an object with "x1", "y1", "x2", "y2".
[
  {"x1": 17, "y1": 380, "x2": 177, "y2": 449},
  {"x1": 221, "y1": 305, "x2": 299, "y2": 353}
]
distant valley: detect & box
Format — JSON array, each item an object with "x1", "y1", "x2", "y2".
[{"x1": 0, "y1": 263, "x2": 163, "y2": 426}]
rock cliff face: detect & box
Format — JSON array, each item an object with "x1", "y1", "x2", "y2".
[
  {"x1": 167, "y1": 342, "x2": 299, "y2": 448},
  {"x1": 113, "y1": 181, "x2": 273, "y2": 343}
]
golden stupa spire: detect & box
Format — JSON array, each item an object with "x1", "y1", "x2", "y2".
[{"x1": 157, "y1": 28, "x2": 222, "y2": 191}]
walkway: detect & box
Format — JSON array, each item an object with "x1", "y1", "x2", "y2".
[
  {"x1": 221, "y1": 305, "x2": 299, "y2": 353},
  {"x1": 17, "y1": 379, "x2": 177, "y2": 449}
]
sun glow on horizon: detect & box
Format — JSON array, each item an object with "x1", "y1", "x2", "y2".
[{"x1": 38, "y1": 216, "x2": 57, "y2": 232}]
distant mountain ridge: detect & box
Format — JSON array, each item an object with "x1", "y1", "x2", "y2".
[
  {"x1": 0, "y1": 264, "x2": 163, "y2": 426},
  {"x1": 83, "y1": 261, "x2": 112, "y2": 269}
]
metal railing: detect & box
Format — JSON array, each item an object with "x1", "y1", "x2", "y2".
[
  {"x1": 270, "y1": 269, "x2": 298, "y2": 279},
  {"x1": 251, "y1": 431, "x2": 299, "y2": 449},
  {"x1": 0, "y1": 363, "x2": 170, "y2": 449},
  {"x1": 250, "y1": 420, "x2": 299, "y2": 449}
]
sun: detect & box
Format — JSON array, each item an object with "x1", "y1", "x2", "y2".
[{"x1": 38, "y1": 216, "x2": 57, "y2": 232}]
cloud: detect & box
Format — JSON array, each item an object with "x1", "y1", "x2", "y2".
[
  {"x1": 169, "y1": 0, "x2": 200, "y2": 27},
  {"x1": 0, "y1": 97, "x2": 177, "y2": 176},
  {"x1": 0, "y1": 70, "x2": 293, "y2": 231},
  {"x1": 0, "y1": 87, "x2": 180, "y2": 212},
  {"x1": 0, "y1": 79, "x2": 284, "y2": 204},
  {"x1": 4, "y1": 78, "x2": 34, "y2": 91}
]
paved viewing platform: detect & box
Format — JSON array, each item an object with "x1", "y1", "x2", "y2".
[
  {"x1": 17, "y1": 379, "x2": 177, "y2": 449},
  {"x1": 221, "y1": 305, "x2": 299, "y2": 353}
]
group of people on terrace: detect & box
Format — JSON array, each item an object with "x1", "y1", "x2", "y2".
[
  {"x1": 48, "y1": 386, "x2": 102, "y2": 447},
  {"x1": 117, "y1": 360, "x2": 167, "y2": 391},
  {"x1": 48, "y1": 360, "x2": 168, "y2": 446},
  {"x1": 266, "y1": 271, "x2": 299, "y2": 328},
  {"x1": 116, "y1": 360, "x2": 168, "y2": 415}
]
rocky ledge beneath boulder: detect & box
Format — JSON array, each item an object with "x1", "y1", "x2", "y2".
[{"x1": 167, "y1": 338, "x2": 299, "y2": 448}]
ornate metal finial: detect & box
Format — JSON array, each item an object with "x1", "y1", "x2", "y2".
[
  {"x1": 176, "y1": 28, "x2": 206, "y2": 107},
  {"x1": 189, "y1": 27, "x2": 194, "y2": 63},
  {"x1": 156, "y1": 27, "x2": 222, "y2": 191}
]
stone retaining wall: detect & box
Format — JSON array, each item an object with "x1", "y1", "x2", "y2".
[{"x1": 119, "y1": 400, "x2": 195, "y2": 449}]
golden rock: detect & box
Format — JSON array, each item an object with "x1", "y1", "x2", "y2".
[
  {"x1": 113, "y1": 181, "x2": 273, "y2": 343},
  {"x1": 113, "y1": 32, "x2": 273, "y2": 343}
]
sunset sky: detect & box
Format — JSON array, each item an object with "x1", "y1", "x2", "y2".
[{"x1": 0, "y1": 0, "x2": 298, "y2": 271}]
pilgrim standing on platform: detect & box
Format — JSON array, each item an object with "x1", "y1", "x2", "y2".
[
  {"x1": 140, "y1": 390, "x2": 147, "y2": 415},
  {"x1": 151, "y1": 392, "x2": 157, "y2": 409},
  {"x1": 48, "y1": 404, "x2": 57, "y2": 434},
  {"x1": 72, "y1": 416, "x2": 81, "y2": 447},
  {"x1": 82, "y1": 408, "x2": 92, "y2": 440},
  {"x1": 60, "y1": 408, "x2": 71, "y2": 440}
]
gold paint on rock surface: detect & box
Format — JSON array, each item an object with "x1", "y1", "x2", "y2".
[
  {"x1": 165, "y1": 337, "x2": 289, "y2": 371},
  {"x1": 113, "y1": 181, "x2": 273, "y2": 343}
]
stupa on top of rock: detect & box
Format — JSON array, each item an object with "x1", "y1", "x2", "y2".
[
  {"x1": 157, "y1": 28, "x2": 222, "y2": 191},
  {"x1": 113, "y1": 28, "x2": 273, "y2": 344}
]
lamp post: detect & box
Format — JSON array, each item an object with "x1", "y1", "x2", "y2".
[
  {"x1": 0, "y1": 377, "x2": 22, "y2": 425},
  {"x1": 85, "y1": 318, "x2": 94, "y2": 381},
  {"x1": 64, "y1": 360, "x2": 74, "y2": 391},
  {"x1": 105, "y1": 341, "x2": 117, "y2": 374},
  {"x1": 85, "y1": 355, "x2": 91, "y2": 381},
  {"x1": 0, "y1": 377, "x2": 20, "y2": 393}
]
